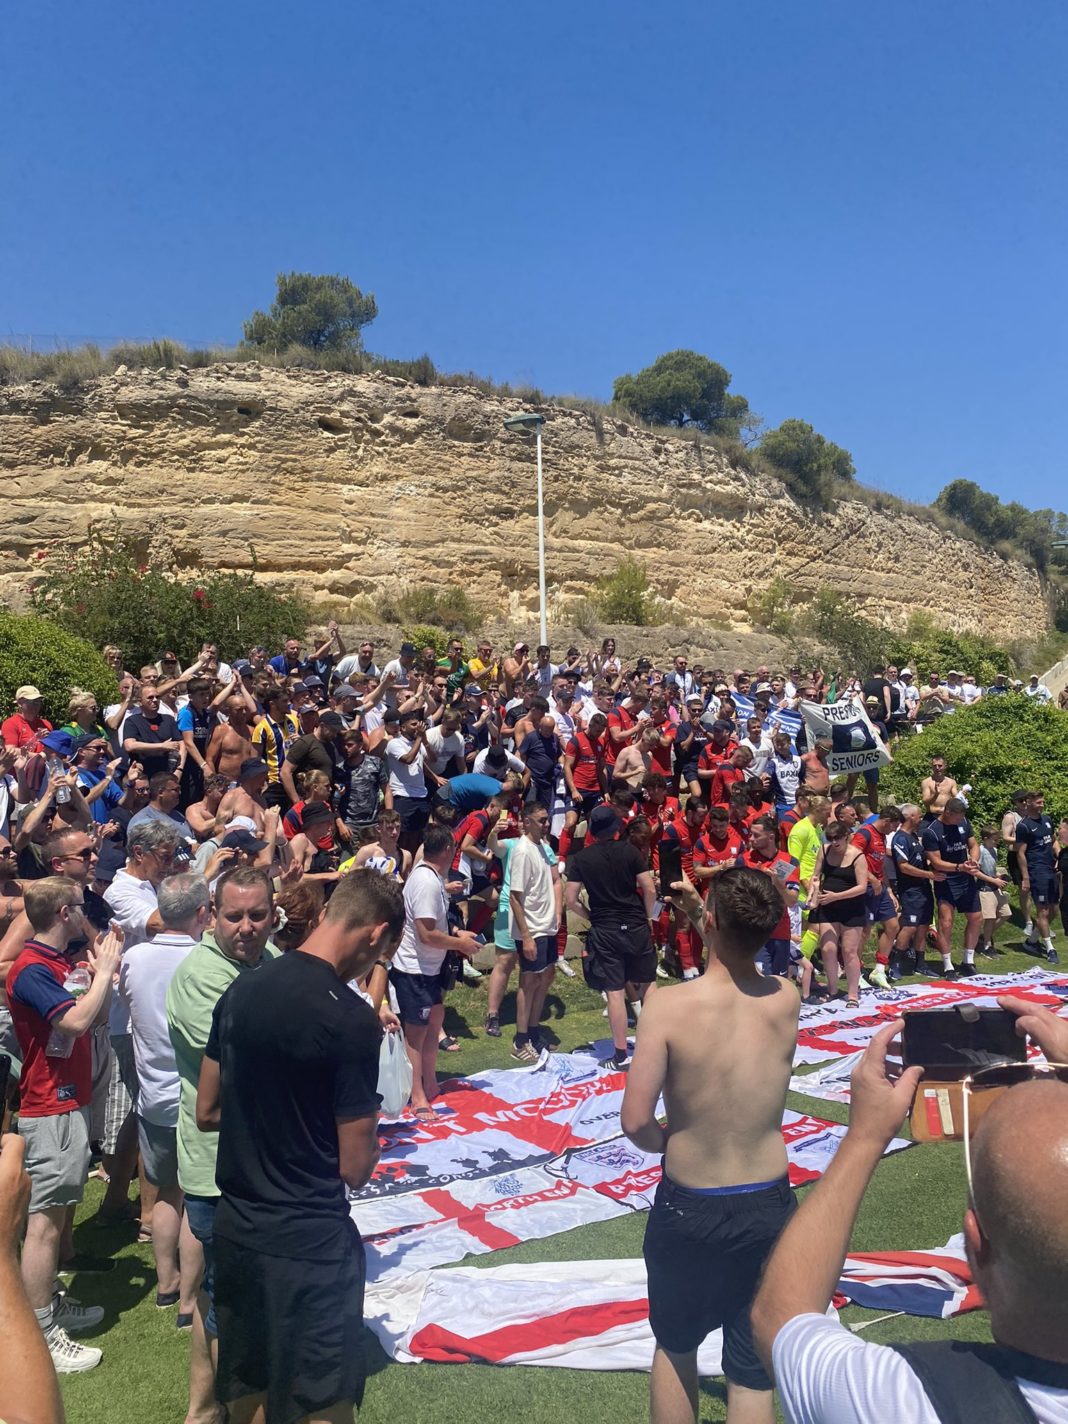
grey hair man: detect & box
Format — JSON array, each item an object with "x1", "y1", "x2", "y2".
[{"x1": 119, "y1": 873, "x2": 212, "y2": 1326}]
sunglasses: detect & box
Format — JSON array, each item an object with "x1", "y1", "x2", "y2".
[
  {"x1": 0, "y1": 847, "x2": 15, "y2": 858},
  {"x1": 60, "y1": 848, "x2": 95, "y2": 862}
]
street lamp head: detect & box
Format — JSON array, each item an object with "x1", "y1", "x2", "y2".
[{"x1": 503, "y1": 413, "x2": 545, "y2": 431}]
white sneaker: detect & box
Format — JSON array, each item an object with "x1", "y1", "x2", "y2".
[
  {"x1": 1024, "y1": 920, "x2": 1034, "y2": 939},
  {"x1": 868, "y1": 967, "x2": 890, "y2": 990},
  {"x1": 46, "y1": 1323, "x2": 102, "y2": 1373},
  {"x1": 461, "y1": 960, "x2": 483, "y2": 983},
  {"x1": 857, "y1": 975, "x2": 872, "y2": 991},
  {"x1": 54, "y1": 1294, "x2": 104, "y2": 1333},
  {"x1": 655, "y1": 962, "x2": 671, "y2": 980},
  {"x1": 682, "y1": 968, "x2": 701, "y2": 981},
  {"x1": 558, "y1": 959, "x2": 577, "y2": 978}
]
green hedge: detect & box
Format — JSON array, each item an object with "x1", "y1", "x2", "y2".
[
  {"x1": 881, "y1": 696, "x2": 1068, "y2": 830},
  {"x1": 0, "y1": 612, "x2": 116, "y2": 725}
]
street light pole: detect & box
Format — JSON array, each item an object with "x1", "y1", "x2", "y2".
[{"x1": 503, "y1": 412, "x2": 548, "y2": 647}]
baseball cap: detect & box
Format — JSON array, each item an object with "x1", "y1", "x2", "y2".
[
  {"x1": 221, "y1": 829, "x2": 268, "y2": 854},
  {"x1": 319, "y1": 711, "x2": 345, "y2": 731},
  {"x1": 333, "y1": 683, "x2": 357, "y2": 698},
  {"x1": 16, "y1": 685, "x2": 42, "y2": 701},
  {"x1": 303, "y1": 675, "x2": 325, "y2": 689},
  {"x1": 513, "y1": 642, "x2": 528, "y2": 654},
  {"x1": 399, "y1": 642, "x2": 417, "y2": 656},
  {"x1": 301, "y1": 801, "x2": 332, "y2": 823},
  {"x1": 225, "y1": 816, "x2": 258, "y2": 833},
  {"x1": 864, "y1": 694, "x2": 880, "y2": 705},
  {"x1": 232, "y1": 659, "x2": 252, "y2": 674},
  {"x1": 464, "y1": 683, "x2": 483, "y2": 696},
  {"x1": 69, "y1": 732, "x2": 105, "y2": 757},
  {"x1": 589, "y1": 805, "x2": 622, "y2": 838},
  {"x1": 686, "y1": 693, "x2": 704, "y2": 705},
  {"x1": 291, "y1": 681, "x2": 308, "y2": 694},
  {"x1": 383, "y1": 709, "x2": 401, "y2": 725},
  {"x1": 899, "y1": 668, "x2": 913, "y2": 677},
  {"x1": 754, "y1": 682, "x2": 773, "y2": 695},
  {"x1": 41, "y1": 729, "x2": 74, "y2": 757},
  {"x1": 238, "y1": 758, "x2": 269, "y2": 780},
  {"x1": 711, "y1": 718, "x2": 734, "y2": 734},
  {"x1": 484, "y1": 746, "x2": 509, "y2": 773}
]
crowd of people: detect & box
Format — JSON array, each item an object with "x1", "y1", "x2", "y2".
[{"x1": 0, "y1": 624, "x2": 1064, "y2": 1424}]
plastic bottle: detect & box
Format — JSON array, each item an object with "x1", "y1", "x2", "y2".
[
  {"x1": 46, "y1": 756, "x2": 71, "y2": 804},
  {"x1": 45, "y1": 963, "x2": 92, "y2": 1058}
]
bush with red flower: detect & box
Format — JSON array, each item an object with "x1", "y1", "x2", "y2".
[{"x1": 30, "y1": 518, "x2": 310, "y2": 668}]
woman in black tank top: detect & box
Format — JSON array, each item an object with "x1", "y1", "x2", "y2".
[{"x1": 809, "y1": 822, "x2": 869, "y2": 1006}]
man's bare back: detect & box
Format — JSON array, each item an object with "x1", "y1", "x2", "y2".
[{"x1": 626, "y1": 965, "x2": 798, "y2": 1188}]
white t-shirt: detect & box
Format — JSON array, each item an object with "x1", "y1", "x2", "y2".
[
  {"x1": 473, "y1": 747, "x2": 525, "y2": 776},
  {"x1": 424, "y1": 726, "x2": 465, "y2": 777},
  {"x1": 381, "y1": 659, "x2": 413, "y2": 706},
  {"x1": 394, "y1": 862, "x2": 450, "y2": 975},
  {"x1": 118, "y1": 932, "x2": 196, "y2": 1125},
  {"x1": 386, "y1": 735, "x2": 428, "y2": 799},
  {"x1": 335, "y1": 654, "x2": 379, "y2": 682},
  {"x1": 508, "y1": 835, "x2": 558, "y2": 937},
  {"x1": 772, "y1": 1312, "x2": 1068, "y2": 1424},
  {"x1": 104, "y1": 870, "x2": 160, "y2": 1035}
]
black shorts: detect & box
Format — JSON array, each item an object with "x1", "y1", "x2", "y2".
[
  {"x1": 215, "y1": 1229, "x2": 367, "y2": 1424},
  {"x1": 393, "y1": 794, "x2": 430, "y2": 836},
  {"x1": 644, "y1": 1173, "x2": 796, "y2": 1389},
  {"x1": 518, "y1": 933, "x2": 557, "y2": 974},
  {"x1": 899, "y1": 887, "x2": 934, "y2": 927},
  {"x1": 586, "y1": 922, "x2": 656, "y2": 991},
  {"x1": 575, "y1": 790, "x2": 604, "y2": 821},
  {"x1": 1007, "y1": 855, "x2": 1023, "y2": 887},
  {"x1": 756, "y1": 937, "x2": 791, "y2": 977},
  {"x1": 935, "y1": 877, "x2": 980, "y2": 914},
  {"x1": 389, "y1": 967, "x2": 444, "y2": 1025}
]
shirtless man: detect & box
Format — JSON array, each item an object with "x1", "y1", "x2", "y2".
[
  {"x1": 612, "y1": 727, "x2": 660, "y2": 790},
  {"x1": 347, "y1": 810, "x2": 411, "y2": 882},
  {"x1": 799, "y1": 736, "x2": 831, "y2": 795},
  {"x1": 920, "y1": 755, "x2": 960, "y2": 825},
  {"x1": 622, "y1": 868, "x2": 800, "y2": 1424},
  {"x1": 217, "y1": 758, "x2": 270, "y2": 833},
  {"x1": 206, "y1": 694, "x2": 256, "y2": 782}
]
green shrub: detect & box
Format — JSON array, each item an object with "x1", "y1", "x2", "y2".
[
  {"x1": 379, "y1": 586, "x2": 482, "y2": 632},
  {"x1": 591, "y1": 556, "x2": 662, "y2": 626},
  {"x1": 881, "y1": 696, "x2": 1068, "y2": 829},
  {"x1": 0, "y1": 612, "x2": 116, "y2": 724},
  {"x1": 888, "y1": 614, "x2": 1014, "y2": 688},
  {"x1": 29, "y1": 518, "x2": 310, "y2": 670},
  {"x1": 402, "y1": 625, "x2": 454, "y2": 659}
]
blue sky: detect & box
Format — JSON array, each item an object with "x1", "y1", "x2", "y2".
[{"x1": 4, "y1": 1, "x2": 1065, "y2": 507}]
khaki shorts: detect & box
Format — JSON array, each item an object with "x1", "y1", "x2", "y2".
[
  {"x1": 19, "y1": 1106, "x2": 92, "y2": 1212},
  {"x1": 979, "y1": 887, "x2": 1012, "y2": 922}
]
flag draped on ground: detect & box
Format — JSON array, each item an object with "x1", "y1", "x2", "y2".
[
  {"x1": 366, "y1": 1238, "x2": 978, "y2": 1370},
  {"x1": 355, "y1": 1044, "x2": 911, "y2": 1357}
]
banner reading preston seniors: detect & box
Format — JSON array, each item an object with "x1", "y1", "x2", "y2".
[{"x1": 799, "y1": 698, "x2": 893, "y2": 776}]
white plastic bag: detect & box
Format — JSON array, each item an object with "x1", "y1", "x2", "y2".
[{"x1": 377, "y1": 1029, "x2": 413, "y2": 1118}]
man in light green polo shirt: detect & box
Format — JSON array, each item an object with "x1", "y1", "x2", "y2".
[{"x1": 165, "y1": 866, "x2": 277, "y2": 1424}]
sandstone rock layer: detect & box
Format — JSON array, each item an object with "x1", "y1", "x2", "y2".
[{"x1": 0, "y1": 363, "x2": 1049, "y2": 642}]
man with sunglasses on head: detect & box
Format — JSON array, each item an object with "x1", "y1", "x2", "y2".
[{"x1": 753, "y1": 1004, "x2": 1068, "y2": 1423}]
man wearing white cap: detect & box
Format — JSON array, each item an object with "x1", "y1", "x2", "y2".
[
  {"x1": 2, "y1": 687, "x2": 53, "y2": 754},
  {"x1": 896, "y1": 669, "x2": 919, "y2": 720}
]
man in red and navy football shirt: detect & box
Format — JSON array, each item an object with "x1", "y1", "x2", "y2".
[
  {"x1": 710, "y1": 745, "x2": 754, "y2": 807},
  {"x1": 737, "y1": 815, "x2": 800, "y2": 978},
  {"x1": 693, "y1": 807, "x2": 744, "y2": 894},
  {"x1": 660, "y1": 800, "x2": 708, "y2": 978},
  {"x1": 8, "y1": 878, "x2": 122, "y2": 1363}
]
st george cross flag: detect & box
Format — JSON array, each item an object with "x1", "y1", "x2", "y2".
[{"x1": 799, "y1": 698, "x2": 892, "y2": 775}]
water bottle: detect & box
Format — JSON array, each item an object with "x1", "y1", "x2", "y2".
[
  {"x1": 46, "y1": 755, "x2": 71, "y2": 804},
  {"x1": 45, "y1": 963, "x2": 92, "y2": 1058}
]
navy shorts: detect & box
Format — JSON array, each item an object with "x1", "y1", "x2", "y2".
[
  {"x1": 518, "y1": 933, "x2": 557, "y2": 974},
  {"x1": 644, "y1": 1173, "x2": 796, "y2": 1389},
  {"x1": 865, "y1": 886, "x2": 898, "y2": 923},
  {"x1": 389, "y1": 968, "x2": 444, "y2": 1025},
  {"x1": 756, "y1": 937, "x2": 791, "y2": 977},
  {"x1": 936, "y1": 876, "x2": 980, "y2": 914},
  {"x1": 1028, "y1": 870, "x2": 1057, "y2": 907},
  {"x1": 184, "y1": 1193, "x2": 218, "y2": 1336},
  {"x1": 899, "y1": 887, "x2": 934, "y2": 927}
]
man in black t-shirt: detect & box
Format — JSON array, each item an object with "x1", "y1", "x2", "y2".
[
  {"x1": 198, "y1": 870, "x2": 405, "y2": 1424},
  {"x1": 566, "y1": 805, "x2": 658, "y2": 1070},
  {"x1": 122, "y1": 688, "x2": 181, "y2": 780}
]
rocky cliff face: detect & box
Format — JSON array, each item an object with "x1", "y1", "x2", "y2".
[{"x1": 0, "y1": 363, "x2": 1049, "y2": 642}]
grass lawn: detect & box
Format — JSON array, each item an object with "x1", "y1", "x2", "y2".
[{"x1": 58, "y1": 918, "x2": 1054, "y2": 1423}]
